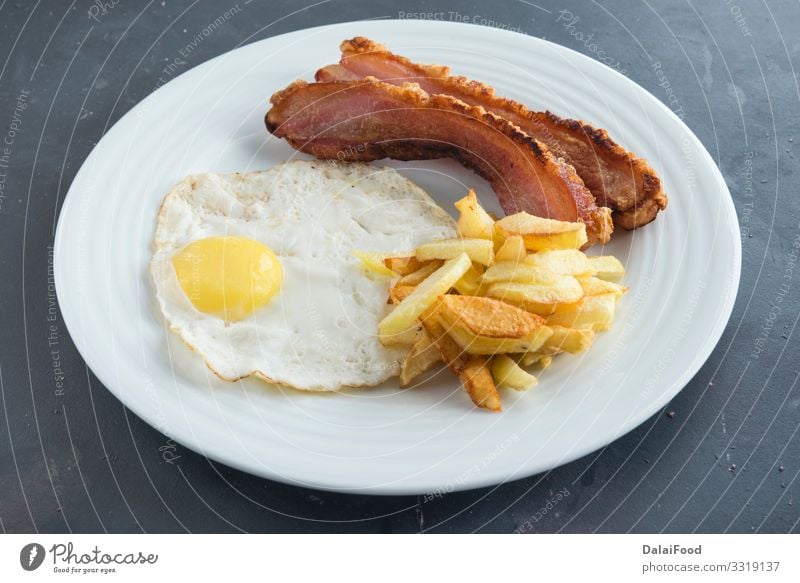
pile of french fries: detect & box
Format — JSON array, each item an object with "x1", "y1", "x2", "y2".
[{"x1": 361, "y1": 190, "x2": 627, "y2": 412}]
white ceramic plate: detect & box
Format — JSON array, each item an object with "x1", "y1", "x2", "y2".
[{"x1": 55, "y1": 20, "x2": 740, "y2": 494}]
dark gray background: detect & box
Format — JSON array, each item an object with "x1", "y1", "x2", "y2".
[{"x1": 1, "y1": 0, "x2": 798, "y2": 533}]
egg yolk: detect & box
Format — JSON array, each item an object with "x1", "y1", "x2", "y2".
[{"x1": 172, "y1": 236, "x2": 282, "y2": 321}]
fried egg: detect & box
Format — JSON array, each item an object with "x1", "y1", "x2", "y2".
[{"x1": 150, "y1": 161, "x2": 455, "y2": 390}]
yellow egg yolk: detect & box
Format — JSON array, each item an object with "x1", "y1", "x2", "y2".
[{"x1": 172, "y1": 236, "x2": 282, "y2": 321}]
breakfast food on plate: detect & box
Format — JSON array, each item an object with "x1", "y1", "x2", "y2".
[
  {"x1": 266, "y1": 79, "x2": 613, "y2": 246},
  {"x1": 316, "y1": 37, "x2": 668, "y2": 229},
  {"x1": 150, "y1": 161, "x2": 455, "y2": 391},
  {"x1": 152, "y1": 38, "x2": 640, "y2": 410},
  {"x1": 376, "y1": 190, "x2": 627, "y2": 411}
]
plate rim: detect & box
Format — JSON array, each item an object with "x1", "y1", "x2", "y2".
[{"x1": 54, "y1": 19, "x2": 742, "y2": 495}]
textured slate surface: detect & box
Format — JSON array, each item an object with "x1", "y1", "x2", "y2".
[{"x1": 0, "y1": 0, "x2": 797, "y2": 533}]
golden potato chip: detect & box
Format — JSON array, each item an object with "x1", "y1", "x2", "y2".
[
  {"x1": 398, "y1": 260, "x2": 444, "y2": 286},
  {"x1": 460, "y1": 357, "x2": 501, "y2": 411},
  {"x1": 481, "y1": 261, "x2": 554, "y2": 285},
  {"x1": 540, "y1": 325, "x2": 595, "y2": 354},
  {"x1": 384, "y1": 255, "x2": 424, "y2": 276},
  {"x1": 453, "y1": 264, "x2": 485, "y2": 296},
  {"x1": 485, "y1": 276, "x2": 584, "y2": 306},
  {"x1": 495, "y1": 235, "x2": 527, "y2": 263},
  {"x1": 353, "y1": 250, "x2": 395, "y2": 277},
  {"x1": 437, "y1": 294, "x2": 546, "y2": 339},
  {"x1": 545, "y1": 293, "x2": 617, "y2": 331},
  {"x1": 416, "y1": 238, "x2": 495, "y2": 266},
  {"x1": 378, "y1": 253, "x2": 472, "y2": 343},
  {"x1": 588, "y1": 255, "x2": 625, "y2": 281},
  {"x1": 525, "y1": 249, "x2": 593, "y2": 277},
  {"x1": 443, "y1": 321, "x2": 553, "y2": 355},
  {"x1": 388, "y1": 284, "x2": 417, "y2": 305},
  {"x1": 400, "y1": 333, "x2": 442, "y2": 386},
  {"x1": 495, "y1": 212, "x2": 588, "y2": 251},
  {"x1": 454, "y1": 189, "x2": 494, "y2": 240},
  {"x1": 491, "y1": 355, "x2": 538, "y2": 391},
  {"x1": 577, "y1": 276, "x2": 627, "y2": 297}
]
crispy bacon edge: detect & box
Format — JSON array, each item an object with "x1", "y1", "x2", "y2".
[{"x1": 317, "y1": 37, "x2": 667, "y2": 230}]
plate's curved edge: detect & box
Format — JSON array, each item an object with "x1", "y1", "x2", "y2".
[{"x1": 53, "y1": 19, "x2": 743, "y2": 495}]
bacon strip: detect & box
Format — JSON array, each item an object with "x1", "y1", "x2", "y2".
[
  {"x1": 266, "y1": 79, "x2": 612, "y2": 244},
  {"x1": 316, "y1": 37, "x2": 667, "y2": 229}
]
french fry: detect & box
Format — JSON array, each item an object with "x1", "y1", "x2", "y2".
[
  {"x1": 438, "y1": 295, "x2": 552, "y2": 355},
  {"x1": 421, "y1": 305, "x2": 500, "y2": 410},
  {"x1": 378, "y1": 253, "x2": 472, "y2": 344},
  {"x1": 491, "y1": 222, "x2": 506, "y2": 252},
  {"x1": 416, "y1": 238, "x2": 495, "y2": 266},
  {"x1": 460, "y1": 357, "x2": 502, "y2": 411},
  {"x1": 367, "y1": 191, "x2": 627, "y2": 411},
  {"x1": 398, "y1": 260, "x2": 443, "y2": 286},
  {"x1": 485, "y1": 276, "x2": 584, "y2": 307},
  {"x1": 386, "y1": 283, "x2": 422, "y2": 343},
  {"x1": 437, "y1": 295, "x2": 546, "y2": 339},
  {"x1": 491, "y1": 355, "x2": 538, "y2": 391},
  {"x1": 495, "y1": 212, "x2": 588, "y2": 251},
  {"x1": 454, "y1": 189, "x2": 495, "y2": 240},
  {"x1": 453, "y1": 264, "x2": 485, "y2": 296},
  {"x1": 520, "y1": 353, "x2": 556, "y2": 368},
  {"x1": 520, "y1": 352, "x2": 545, "y2": 367},
  {"x1": 545, "y1": 293, "x2": 617, "y2": 331},
  {"x1": 525, "y1": 249, "x2": 593, "y2": 277},
  {"x1": 577, "y1": 276, "x2": 627, "y2": 297},
  {"x1": 384, "y1": 255, "x2": 424, "y2": 276},
  {"x1": 481, "y1": 261, "x2": 557, "y2": 285},
  {"x1": 436, "y1": 294, "x2": 552, "y2": 354},
  {"x1": 540, "y1": 325, "x2": 594, "y2": 354},
  {"x1": 442, "y1": 320, "x2": 553, "y2": 355},
  {"x1": 588, "y1": 255, "x2": 625, "y2": 282},
  {"x1": 494, "y1": 235, "x2": 527, "y2": 263},
  {"x1": 388, "y1": 284, "x2": 416, "y2": 304},
  {"x1": 419, "y1": 305, "x2": 469, "y2": 374},
  {"x1": 400, "y1": 332, "x2": 442, "y2": 386},
  {"x1": 352, "y1": 250, "x2": 395, "y2": 277}
]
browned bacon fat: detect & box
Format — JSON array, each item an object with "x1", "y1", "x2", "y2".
[
  {"x1": 316, "y1": 37, "x2": 667, "y2": 229},
  {"x1": 266, "y1": 79, "x2": 613, "y2": 245}
]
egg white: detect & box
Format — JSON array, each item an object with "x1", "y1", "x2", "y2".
[{"x1": 150, "y1": 161, "x2": 456, "y2": 391}]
